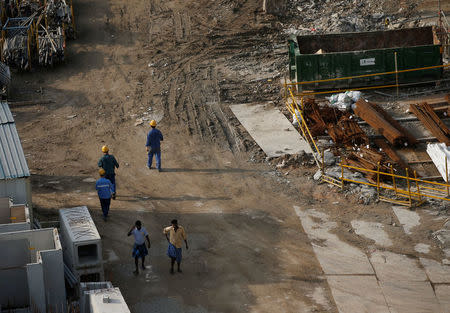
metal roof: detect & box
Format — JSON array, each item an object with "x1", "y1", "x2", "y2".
[
  {"x1": 0, "y1": 102, "x2": 30, "y2": 179},
  {"x1": 0, "y1": 101, "x2": 14, "y2": 124}
]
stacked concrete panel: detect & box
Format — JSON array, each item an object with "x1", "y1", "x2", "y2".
[
  {"x1": 0, "y1": 228, "x2": 66, "y2": 313},
  {"x1": 0, "y1": 196, "x2": 31, "y2": 233},
  {"x1": 59, "y1": 206, "x2": 104, "y2": 282}
]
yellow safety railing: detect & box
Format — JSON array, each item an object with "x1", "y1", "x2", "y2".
[
  {"x1": 286, "y1": 63, "x2": 450, "y2": 87},
  {"x1": 283, "y1": 62, "x2": 450, "y2": 207}
]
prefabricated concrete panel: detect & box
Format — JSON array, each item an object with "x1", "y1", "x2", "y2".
[
  {"x1": 327, "y1": 275, "x2": 390, "y2": 313},
  {"x1": 0, "y1": 222, "x2": 31, "y2": 233},
  {"x1": 41, "y1": 247, "x2": 67, "y2": 313},
  {"x1": 0, "y1": 268, "x2": 29, "y2": 308},
  {"x1": 435, "y1": 285, "x2": 450, "y2": 313},
  {"x1": 0, "y1": 229, "x2": 56, "y2": 263},
  {"x1": 0, "y1": 177, "x2": 31, "y2": 209},
  {"x1": 89, "y1": 288, "x2": 131, "y2": 313},
  {"x1": 0, "y1": 238, "x2": 29, "y2": 268},
  {"x1": 380, "y1": 280, "x2": 441, "y2": 313},
  {"x1": 80, "y1": 282, "x2": 113, "y2": 313},
  {"x1": 230, "y1": 103, "x2": 312, "y2": 158},
  {"x1": 26, "y1": 263, "x2": 46, "y2": 313}
]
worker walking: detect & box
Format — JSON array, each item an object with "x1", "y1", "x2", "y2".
[
  {"x1": 98, "y1": 145, "x2": 119, "y2": 199},
  {"x1": 95, "y1": 169, "x2": 113, "y2": 221},
  {"x1": 128, "y1": 220, "x2": 151, "y2": 275},
  {"x1": 164, "y1": 219, "x2": 188, "y2": 274},
  {"x1": 146, "y1": 120, "x2": 163, "y2": 172}
]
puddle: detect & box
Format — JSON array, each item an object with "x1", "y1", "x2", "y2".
[
  {"x1": 414, "y1": 243, "x2": 430, "y2": 254},
  {"x1": 351, "y1": 220, "x2": 392, "y2": 247}
]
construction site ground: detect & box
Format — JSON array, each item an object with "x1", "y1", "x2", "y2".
[{"x1": 7, "y1": 0, "x2": 450, "y2": 312}]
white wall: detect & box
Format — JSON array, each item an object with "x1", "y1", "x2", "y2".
[
  {"x1": 0, "y1": 238, "x2": 30, "y2": 308},
  {"x1": 0, "y1": 222, "x2": 31, "y2": 233},
  {"x1": 41, "y1": 249, "x2": 67, "y2": 313},
  {"x1": 26, "y1": 263, "x2": 46, "y2": 313}
]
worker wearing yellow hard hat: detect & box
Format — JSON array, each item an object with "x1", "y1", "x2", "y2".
[
  {"x1": 146, "y1": 120, "x2": 163, "y2": 172},
  {"x1": 98, "y1": 145, "x2": 119, "y2": 199},
  {"x1": 95, "y1": 168, "x2": 113, "y2": 221}
]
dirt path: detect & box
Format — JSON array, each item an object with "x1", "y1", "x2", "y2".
[{"x1": 8, "y1": 0, "x2": 448, "y2": 312}]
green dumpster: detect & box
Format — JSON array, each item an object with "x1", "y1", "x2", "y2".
[{"x1": 289, "y1": 27, "x2": 443, "y2": 90}]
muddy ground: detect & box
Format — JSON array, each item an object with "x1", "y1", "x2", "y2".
[{"x1": 8, "y1": 0, "x2": 450, "y2": 312}]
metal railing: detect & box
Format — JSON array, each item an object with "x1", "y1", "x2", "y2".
[{"x1": 284, "y1": 64, "x2": 450, "y2": 207}]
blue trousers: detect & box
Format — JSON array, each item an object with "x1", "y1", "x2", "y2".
[
  {"x1": 99, "y1": 198, "x2": 111, "y2": 217},
  {"x1": 147, "y1": 149, "x2": 161, "y2": 169},
  {"x1": 105, "y1": 173, "x2": 116, "y2": 193}
]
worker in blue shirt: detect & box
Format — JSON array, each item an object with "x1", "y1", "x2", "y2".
[
  {"x1": 98, "y1": 145, "x2": 119, "y2": 199},
  {"x1": 146, "y1": 120, "x2": 164, "y2": 172},
  {"x1": 96, "y1": 169, "x2": 113, "y2": 221}
]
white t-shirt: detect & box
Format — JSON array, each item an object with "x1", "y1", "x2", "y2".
[{"x1": 132, "y1": 227, "x2": 149, "y2": 245}]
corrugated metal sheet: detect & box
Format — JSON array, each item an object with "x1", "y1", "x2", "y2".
[
  {"x1": 0, "y1": 101, "x2": 14, "y2": 124},
  {"x1": 0, "y1": 102, "x2": 30, "y2": 179}
]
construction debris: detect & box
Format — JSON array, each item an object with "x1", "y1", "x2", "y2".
[
  {"x1": 426, "y1": 143, "x2": 450, "y2": 182},
  {"x1": 0, "y1": 0, "x2": 75, "y2": 70},
  {"x1": 37, "y1": 26, "x2": 65, "y2": 66},
  {"x1": 409, "y1": 102, "x2": 450, "y2": 145},
  {"x1": 354, "y1": 99, "x2": 417, "y2": 147}
]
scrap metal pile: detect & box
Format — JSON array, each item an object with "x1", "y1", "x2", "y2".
[
  {"x1": 299, "y1": 94, "x2": 450, "y2": 183},
  {"x1": 0, "y1": 0, "x2": 75, "y2": 70},
  {"x1": 301, "y1": 97, "x2": 416, "y2": 182}
]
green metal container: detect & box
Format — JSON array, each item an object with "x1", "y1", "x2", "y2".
[{"x1": 289, "y1": 27, "x2": 443, "y2": 90}]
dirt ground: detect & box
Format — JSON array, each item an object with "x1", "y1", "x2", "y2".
[{"x1": 7, "y1": 0, "x2": 449, "y2": 312}]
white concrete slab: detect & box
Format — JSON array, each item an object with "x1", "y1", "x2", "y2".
[
  {"x1": 295, "y1": 207, "x2": 373, "y2": 275},
  {"x1": 351, "y1": 220, "x2": 393, "y2": 247},
  {"x1": 435, "y1": 285, "x2": 450, "y2": 313},
  {"x1": 230, "y1": 103, "x2": 312, "y2": 158},
  {"x1": 370, "y1": 250, "x2": 427, "y2": 282},
  {"x1": 380, "y1": 280, "x2": 441, "y2": 313},
  {"x1": 392, "y1": 206, "x2": 420, "y2": 235},
  {"x1": 414, "y1": 243, "x2": 430, "y2": 254},
  {"x1": 327, "y1": 276, "x2": 390, "y2": 313},
  {"x1": 420, "y1": 258, "x2": 450, "y2": 284}
]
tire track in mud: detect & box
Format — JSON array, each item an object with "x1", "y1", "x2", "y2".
[{"x1": 145, "y1": 1, "x2": 283, "y2": 154}]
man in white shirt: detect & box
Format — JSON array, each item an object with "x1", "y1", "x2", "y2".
[{"x1": 128, "y1": 220, "x2": 151, "y2": 275}]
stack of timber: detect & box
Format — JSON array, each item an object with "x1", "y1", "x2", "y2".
[
  {"x1": 409, "y1": 102, "x2": 450, "y2": 145},
  {"x1": 354, "y1": 99, "x2": 417, "y2": 147}
]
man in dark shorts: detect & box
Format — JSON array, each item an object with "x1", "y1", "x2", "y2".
[{"x1": 128, "y1": 220, "x2": 151, "y2": 275}]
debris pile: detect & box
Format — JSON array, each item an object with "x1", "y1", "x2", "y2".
[
  {"x1": 410, "y1": 102, "x2": 450, "y2": 145},
  {"x1": 293, "y1": 97, "x2": 417, "y2": 183},
  {"x1": 0, "y1": 0, "x2": 75, "y2": 70},
  {"x1": 284, "y1": 0, "x2": 422, "y2": 34},
  {"x1": 37, "y1": 26, "x2": 65, "y2": 66},
  {"x1": 354, "y1": 99, "x2": 417, "y2": 147}
]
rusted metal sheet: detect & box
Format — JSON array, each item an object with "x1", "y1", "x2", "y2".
[
  {"x1": 409, "y1": 102, "x2": 450, "y2": 145},
  {"x1": 354, "y1": 99, "x2": 417, "y2": 146}
]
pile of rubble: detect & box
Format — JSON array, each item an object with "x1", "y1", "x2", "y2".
[{"x1": 283, "y1": 0, "x2": 423, "y2": 35}]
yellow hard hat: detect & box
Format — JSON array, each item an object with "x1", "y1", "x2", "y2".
[
  {"x1": 149, "y1": 120, "x2": 157, "y2": 127},
  {"x1": 99, "y1": 168, "x2": 106, "y2": 176},
  {"x1": 102, "y1": 145, "x2": 109, "y2": 153}
]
